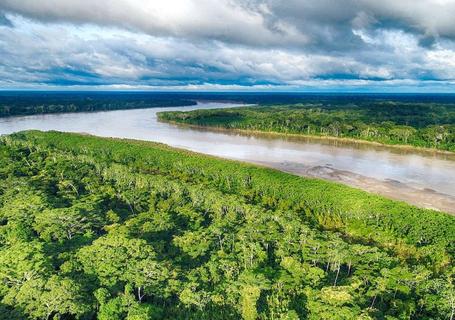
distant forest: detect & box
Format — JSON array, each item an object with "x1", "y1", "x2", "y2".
[
  {"x1": 159, "y1": 101, "x2": 455, "y2": 152},
  {"x1": 2, "y1": 91, "x2": 455, "y2": 118},
  {"x1": 0, "y1": 92, "x2": 197, "y2": 117}
]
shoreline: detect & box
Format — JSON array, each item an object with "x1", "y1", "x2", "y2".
[
  {"x1": 159, "y1": 118, "x2": 455, "y2": 157},
  {"x1": 16, "y1": 130, "x2": 455, "y2": 215},
  {"x1": 7, "y1": 129, "x2": 455, "y2": 215}
]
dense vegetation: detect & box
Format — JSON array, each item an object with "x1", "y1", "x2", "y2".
[
  {"x1": 0, "y1": 131, "x2": 453, "y2": 320},
  {"x1": 0, "y1": 92, "x2": 196, "y2": 117},
  {"x1": 159, "y1": 102, "x2": 455, "y2": 152}
]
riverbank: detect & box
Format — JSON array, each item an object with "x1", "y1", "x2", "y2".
[
  {"x1": 157, "y1": 120, "x2": 455, "y2": 213},
  {"x1": 112, "y1": 131, "x2": 455, "y2": 214},
  {"x1": 260, "y1": 160, "x2": 455, "y2": 214},
  {"x1": 7, "y1": 130, "x2": 455, "y2": 220},
  {"x1": 159, "y1": 118, "x2": 455, "y2": 158},
  {"x1": 3, "y1": 104, "x2": 454, "y2": 214}
]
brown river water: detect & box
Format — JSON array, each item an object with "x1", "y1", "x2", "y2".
[{"x1": 1, "y1": 102, "x2": 454, "y2": 214}]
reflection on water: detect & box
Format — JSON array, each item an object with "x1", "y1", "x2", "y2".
[{"x1": 1, "y1": 102, "x2": 454, "y2": 213}]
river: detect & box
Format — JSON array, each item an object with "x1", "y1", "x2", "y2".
[{"x1": 1, "y1": 102, "x2": 454, "y2": 214}]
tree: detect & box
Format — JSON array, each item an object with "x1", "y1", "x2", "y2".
[
  {"x1": 173, "y1": 230, "x2": 213, "y2": 259},
  {"x1": 389, "y1": 126, "x2": 416, "y2": 143},
  {"x1": 240, "y1": 285, "x2": 261, "y2": 320},
  {"x1": 77, "y1": 231, "x2": 171, "y2": 304},
  {"x1": 424, "y1": 125, "x2": 449, "y2": 146},
  {"x1": 77, "y1": 232, "x2": 155, "y2": 284},
  {"x1": 5, "y1": 276, "x2": 89, "y2": 320},
  {"x1": 34, "y1": 206, "x2": 100, "y2": 242},
  {"x1": 0, "y1": 241, "x2": 51, "y2": 292}
]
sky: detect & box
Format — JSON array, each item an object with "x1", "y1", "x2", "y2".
[{"x1": 0, "y1": 0, "x2": 455, "y2": 92}]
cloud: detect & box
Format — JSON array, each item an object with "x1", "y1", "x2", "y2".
[
  {"x1": 0, "y1": 11, "x2": 12, "y2": 26},
  {"x1": 0, "y1": 0, "x2": 310, "y2": 47},
  {"x1": 0, "y1": 16, "x2": 403, "y2": 85},
  {"x1": 360, "y1": 0, "x2": 455, "y2": 39},
  {"x1": 1, "y1": 1, "x2": 455, "y2": 47},
  {"x1": 0, "y1": 1, "x2": 454, "y2": 90}
]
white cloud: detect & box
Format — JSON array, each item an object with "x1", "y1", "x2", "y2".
[{"x1": 0, "y1": 0, "x2": 309, "y2": 47}]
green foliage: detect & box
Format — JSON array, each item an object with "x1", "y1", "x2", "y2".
[
  {"x1": 11, "y1": 276, "x2": 89, "y2": 320},
  {"x1": 240, "y1": 286, "x2": 261, "y2": 320},
  {"x1": 0, "y1": 131, "x2": 454, "y2": 319},
  {"x1": 159, "y1": 102, "x2": 455, "y2": 152}
]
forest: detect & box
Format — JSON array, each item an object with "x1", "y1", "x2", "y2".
[
  {"x1": 0, "y1": 92, "x2": 196, "y2": 117},
  {"x1": 2, "y1": 91, "x2": 455, "y2": 120},
  {"x1": 158, "y1": 102, "x2": 455, "y2": 152},
  {"x1": 0, "y1": 131, "x2": 453, "y2": 319}
]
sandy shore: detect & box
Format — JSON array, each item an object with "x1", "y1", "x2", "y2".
[
  {"x1": 159, "y1": 120, "x2": 455, "y2": 214},
  {"x1": 252, "y1": 160, "x2": 455, "y2": 215}
]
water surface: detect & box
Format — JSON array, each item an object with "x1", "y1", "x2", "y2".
[{"x1": 1, "y1": 102, "x2": 454, "y2": 213}]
